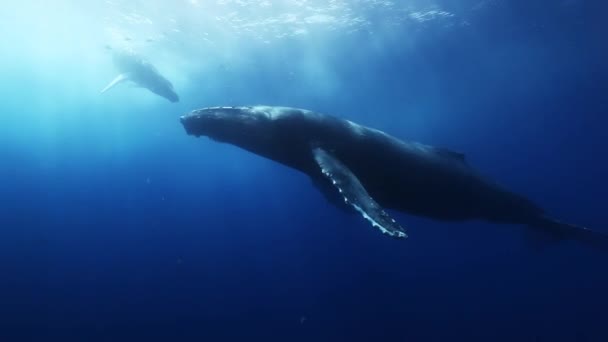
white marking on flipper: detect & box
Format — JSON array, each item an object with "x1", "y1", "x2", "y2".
[
  {"x1": 353, "y1": 204, "x2": 407, "y2": 238},
  {"x1": 101, "y1": 73, "x2": 130, "y2": 93}
]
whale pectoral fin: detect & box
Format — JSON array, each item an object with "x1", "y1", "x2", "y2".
[
  {"x1": 312, "y1": 147, "x2": 408, "y2": 239},
  {"x1": 101, "y1": 73, "x2": 130, "y2": 93},
  {"x1": 311, "y1": 177, "x2": 352, "y2": 213}
]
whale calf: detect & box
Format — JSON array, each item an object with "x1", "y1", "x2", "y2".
[
  {"x1": 101, "y1": 50, "x2": 179, "y2": 103},
  {"x1": 180, "y1": 105, "x2": 608, "y2": 250}
]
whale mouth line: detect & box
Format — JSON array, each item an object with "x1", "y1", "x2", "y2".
[{"x1": 180, "y1": 110, "x2": 227, "y2": 137}]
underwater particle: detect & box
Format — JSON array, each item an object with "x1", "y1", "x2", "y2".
[{"x1": 300, "y1": 316, "x2": 306, "y2": 324}]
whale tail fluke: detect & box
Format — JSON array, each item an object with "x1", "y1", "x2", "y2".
[{"x1": 529, "y1": 216, "x2": 608, "y2": 252}]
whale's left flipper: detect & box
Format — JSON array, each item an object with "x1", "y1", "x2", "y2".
[
  {"x1": 101, "y1": 73, "x2": 130, "y2": 93},
  {"x1": 312, "y1": 147, "x2": 408, "y2": 239}
]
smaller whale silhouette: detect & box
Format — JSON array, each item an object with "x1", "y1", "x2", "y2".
[
  {"x1": 180, "y1": 106, "x2": 608, "y2": 251},
  {"x1": 101, "y1": 49, "x2": 179, "y2": 103}
]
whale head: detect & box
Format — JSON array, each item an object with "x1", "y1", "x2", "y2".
[
  {"x1": 154, "y1": 85, "x2": 179, "y2": 103},
  {"x1": 144, "y1": 75, "x2": 179, "y2": 103},
  {"x1": 181, "y1": 106, "x2": 273, "y2": 146}
]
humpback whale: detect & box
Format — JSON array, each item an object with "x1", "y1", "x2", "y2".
[
  {"x1": 101, "y1": 50, "x2": 179, "y2": 103},
  {"x1": 180, "y1": 106, "x2": 608, "y2": 250}
]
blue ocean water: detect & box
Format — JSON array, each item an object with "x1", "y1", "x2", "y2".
[{"x1": 1, "y1": 1, "x2": 607, "y2": 341}]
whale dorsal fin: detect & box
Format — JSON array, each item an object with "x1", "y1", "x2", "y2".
[
  {"x1": 312, "y1": 147, "x2": 408, "y2": 239},
  {"x1": 100, "y1": 73, "x2": 130, "y2": 93}
]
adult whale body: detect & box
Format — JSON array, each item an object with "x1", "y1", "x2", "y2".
[
  {"x1": 101, "y1": 49, "x2": 179, "y2": 103},
  {"x1": 181, "y1": 106, "x2": 608, "y2": 249}
]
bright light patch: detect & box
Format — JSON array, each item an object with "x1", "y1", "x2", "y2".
[
  {"x1": 305, "y1": 14, "x2": 336, "y2": 24},
  {"x1": 0, "y1": 0, "x2": 459, "y2": 122},
  {"x1": 409, "y1": 10, "x2": 455, "y2": 23}
]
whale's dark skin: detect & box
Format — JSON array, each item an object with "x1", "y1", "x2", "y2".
[{"x1": 181, "y1": 105, "x2": 608, "y2": 249}]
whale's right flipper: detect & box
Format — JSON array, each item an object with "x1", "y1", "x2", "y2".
[
  {"x1": 101, "y1": 73, "x2": 130, "y2": 93},
  {"x1": 312, "y1": 147, "x2": 408, "y2": 239}
]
